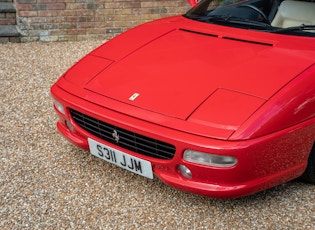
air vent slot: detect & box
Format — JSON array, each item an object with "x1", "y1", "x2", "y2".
[
  {"x1": 179, "y1": 28, "x2": 218, "y2": 38},
  {"x1": 179, "y1": 28, "x2": 274, "y2": 46},
  {"x1": 222, "y1": 36, "x2": 274, "y2": 46}
]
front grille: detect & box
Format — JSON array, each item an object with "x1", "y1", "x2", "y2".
[{"x1": 70, "y1": 109, "x2": 176, "y2": 160}]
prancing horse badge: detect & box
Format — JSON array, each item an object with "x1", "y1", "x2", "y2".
[
  {"x1": 112, "y1": 130, "x2": 120, "y2": 143},
  {"x1": 129, "y1": 93, "x2": 140, "y2": 101}
]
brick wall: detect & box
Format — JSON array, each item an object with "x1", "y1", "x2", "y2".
[
  {"x1": 0, "y1": 11, "x2": 16, "y2": 26},
  {"x1": 0, "y1": 0, "x2": 16, "y2": 26},
  {"x1": 15, "y1": 0, "x2": 190, "y2": 42}
]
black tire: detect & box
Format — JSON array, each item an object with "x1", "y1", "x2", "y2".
[{"x1": 300, "y1": 143, "x2": 315, "y2": 184}]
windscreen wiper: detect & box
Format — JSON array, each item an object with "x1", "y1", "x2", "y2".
[
  {"x1": 186, "y1": 14, "x2": 271, "y2": 29},
  {"x1": 270, "y1": 24, "x2": 315, "y2": 33}
]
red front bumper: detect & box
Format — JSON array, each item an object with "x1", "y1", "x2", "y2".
[{"x1": 51, "y1": 84, "x2": 313, "y2": 198}]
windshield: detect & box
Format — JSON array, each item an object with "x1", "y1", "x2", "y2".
[{"x1": 185, "y1": 0, "x2": 315, "y2": 37}]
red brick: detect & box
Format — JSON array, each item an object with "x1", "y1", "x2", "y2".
[
  {"x1": 16, "y1": 4, "x2": 32, "y2": 11},
  {"x1": 141, "y1": 13, "x2": 161, "y2": 20},
  {"x1": 79, "y1": 9, "x2": 94, "y2": 16},
  {"x1": 123, "y1": 2, "x2": 141, "y2": 8},
  {"x1": 46, "y1": 3, "x2": 66, "y2": 10},
  {"x1": 75, "y1": 22, "x2": 90, "y2": 28},
  {"x1": 0, "y1": 19, "x2": 16, "y2": 25},
  {"x1": 95, "y1": 8, "x2": 114, "y2": 16},
  {"x1": 86, "y1": 27, "x2": 104, "y2": 35},
  {"x1": 124, "y1": 14, "x2": 141, "y2": 21},
  {"x1": 19, "y1": 10, "x2": 38, "y2": 17},
  {"x1": 94, "y1": 15, "x2": 105, "y2": 22},
  {"x1": 114, "y1": 21, "x2": 133, "y2": 27},
  {"x1": 141, "y1": 2, "x2": 159, "y2": 8},
  {"x1": 27, "y1": 17, "x2": 43, "y2": 23},
  {"x1": 114, "y1": 8, "x2": 131, "y2": 15},
  {"x1": 66, "y1": 3, "x2": 85, "y2": 10},
  {"x1": 59, "y1": 22, "x2": 76, "y2": 29},
  {"x1": 104, "y1": 2, "x2": 123, "y2": 9},
  {"x1": 105, "y1": 13, "x2": 123, "y2": 21},
  {"x1": 37, "y1": 10, "x2": 58, "y2": 17},
  {"x1": 58, "y1": 10, "x2": 76, "y2": 16},
  {"x1": 6, "y1": 13, "x2": 16, "y2": 19},
  {"x1": 37, "y1": 0, "x2": 57, "y2": 3},
  {"x1": 45, "y1": 16, "x2": 65, "y2": 23},
  {"x1": 67, "y1": 28, "x2": 86, "y2": 35}
]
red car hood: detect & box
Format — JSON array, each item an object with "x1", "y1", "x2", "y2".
[{"x1": 64, "y1": 17, "x2": 315, "y2": 139}]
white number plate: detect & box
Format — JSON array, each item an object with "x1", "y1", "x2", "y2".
[{"x1": 88, "y1": 138, "x2": 153, "y2": 179}]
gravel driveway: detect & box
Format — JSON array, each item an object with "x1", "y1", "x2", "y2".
[{"x1": 1, "y1": 41, "x2": 314, "y2": 229}]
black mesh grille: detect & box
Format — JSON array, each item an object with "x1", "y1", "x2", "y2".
[{"x1": 70, "y1": 109, "x2": 176, "y2": 160}]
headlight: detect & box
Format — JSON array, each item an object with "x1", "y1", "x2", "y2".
[
  {"x1": 184, "y1": 150, "x2": 237, "y2": 167},
  {"x1": 53, "y1": 100, "x2": 65, "y2": 115}
]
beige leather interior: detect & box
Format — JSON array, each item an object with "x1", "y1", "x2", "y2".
[{"x1": 271, "y1": 0, "x2": 315, "y2": 28}]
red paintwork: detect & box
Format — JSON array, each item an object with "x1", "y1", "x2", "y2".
[
  {"x1": 187, "y1": 0, "x2": 198, "y2": 7},
  {"x1": 51, "y1": 9, "x2": 315, "y2": 198}
]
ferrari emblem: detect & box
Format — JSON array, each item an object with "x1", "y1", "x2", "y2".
[
  {"x1": 112, "y1": 130, "x2": 120, "y2": 143},
  {"x1": 129, "y1": 93, "x2": 140, "y2": 101}
]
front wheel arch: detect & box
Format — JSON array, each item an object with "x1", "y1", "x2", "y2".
[{"x1": 300, "y1": 142, "x2": 315, "y2": 184}]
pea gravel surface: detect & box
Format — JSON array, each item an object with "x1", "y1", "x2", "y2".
[{"x1": 1, "y1": 40, "x2": 315, "y2": 229}]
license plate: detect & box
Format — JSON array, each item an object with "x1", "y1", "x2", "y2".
[{"x1": 88, "y1": 138, "x2": 153, "y2": 179}]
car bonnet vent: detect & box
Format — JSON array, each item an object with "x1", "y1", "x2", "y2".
[
  {"x1": 179, "y1": 28, "x2": 218, "y2": 37},
  {"x1": 222, "y1": 36, "x2": 274, "y2": 46},
  {"x1": 179, "y1": 28, "x2": 274, "y2": 46}
]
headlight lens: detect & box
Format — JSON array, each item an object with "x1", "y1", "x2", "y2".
[
  {"x1": 184, "y1": 150, "x2": 237, "y2": 167},
  {"x1": 53, "y1": 100, "x2": 65, "y2": 115}
]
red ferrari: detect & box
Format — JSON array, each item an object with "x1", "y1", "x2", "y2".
[{"x1": 51, "y1": 0, "x2": 315, "y2": 198}]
